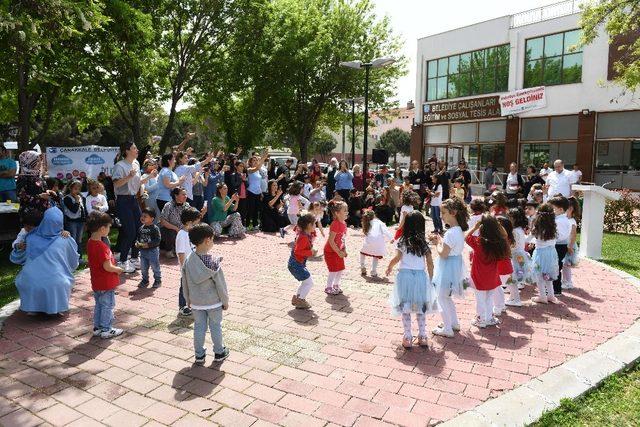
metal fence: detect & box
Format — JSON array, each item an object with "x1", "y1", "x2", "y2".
[{"x1": 510, "y1": 0, "x2": 584, "y2": 28}]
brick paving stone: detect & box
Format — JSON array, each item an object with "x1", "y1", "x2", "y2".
[
  {"x1": 102, "y1": 409, "x2": 148, "y2": 427},
  {"x1": 173, "y1": 413, "x2": 219, "y2": 427},
  {"x1": 2, "y1": 231, "x2": 640, "y2": 426},
  {"x1": 0, "y1": 407, "x2": 44, "y2": 427}
]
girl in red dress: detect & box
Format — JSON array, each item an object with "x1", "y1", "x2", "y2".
[
  {"x1": 465, "y1": 215, "x2": 511, "y2": 328},
  {"x1": 324, "y1": 200, "x2": 348, "y2": 295}
]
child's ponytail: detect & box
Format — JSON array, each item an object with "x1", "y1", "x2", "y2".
[{"x1": 361, "y1": 209, "x2": 375, "y2": 235}]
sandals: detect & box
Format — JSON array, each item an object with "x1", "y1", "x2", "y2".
[{"x1": 432, "y1": 327, "x2": 454, "y2": 338}]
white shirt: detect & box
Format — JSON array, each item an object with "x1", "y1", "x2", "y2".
[
  {"x1": 443, "y1": 225, "x2": 464, "y2": 256},
  {"x1": 260, "y1": 165, "x2": 269, "y2": 193},
  {"x1": 85, "y1": 194, "x2": 109, "y2": 215},
  {"x1": 400, "y1": 205, "x2": 414, "y2": 221},
  {"x1": 555, "y1": 213, "x2": 571, "y2": 244},
  {"x1": 361, "y1": 218, "x2": 392, "y2": 258},
  {"x1": 397, "y1": 243, "x2": 425, "y2": 270},
  {"x1": 546, "y1": 169, "x2": 572, "y2": 198},
  {"x1": 513, "y1": 227, "x2": 527, "y2": 252},
  {"x1": 175, "y1": 229, "x2": 195, "y2": 259},
  {"x1": 175, "y1": 163, "x2": 201, "y2": 200},
  {"x1": 540, "y1": 167, "x2": 552, "y2": 178},
  {"x1": 112, "y1": 159, "x2": 141, "y2": 196},
  {"x1": 430, "y1": 185, "x2": 442, "y2": 207},
  {"x1": 570, "y1": 169, "x2": 582, "y2": 184},
  {"x1": 505, "y1": 172, "x2": 520, "y2": 194},
  {"x1": 302, "y1": 183, "x2": 313, "y2": 199}
]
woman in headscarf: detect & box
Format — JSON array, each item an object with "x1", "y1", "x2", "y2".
[
  {"x1": 16, "y1": 150, "x2": 57, "y2": 216},
  {"x1": 12, "y1": 206, "x2": 79, "y2": 315}
]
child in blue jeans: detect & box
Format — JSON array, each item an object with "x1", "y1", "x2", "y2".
[
  {"x1": 86, "y1": 211, "x2": 124, "y2": 339},
  {"x1": 136, "y1": 207, "x2": 162, "y2": 288},
  {"x1": 181, "y1": 223, "x2": 229, "y2": 365}
]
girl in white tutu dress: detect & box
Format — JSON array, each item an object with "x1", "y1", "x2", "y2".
[
  {"x1": 360, "y1": 209, "x2": 393, "y2": 277},
  {"x1": 505, "y1": 207, "x2": 534, "y2": 307},
  {"x1": 562, "y1": 196, "x2": 581, "y2": 289},
  {"x1": 430, "y1": 198, "x2": 470, "y2": 338},
  {"x1": 386, "y1": 211, "x2": 436, "y2": 349},
  {"x1": 530, "y1": 204, "x2": 559, "y2": 304}
]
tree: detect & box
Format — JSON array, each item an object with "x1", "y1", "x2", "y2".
[
  {"x1": 0, "y1": 1, "x2": 107, "y2": 151},
  {"x1": 309, "y1": 130, "x2": 337, "y2": 162},
  {"x1": 581, "y1": 0, "x2": 640, "y2": 90},
  {"x1": 259, "y1": 0, "x2": 405, "y2": 162},
  {"x1": 82, "y1": 0, "x2": 164, "y2": 148},
  {"x1": 377, "y1": 127, "x2": 410, "y2": 166},
  {"x1": 157, "y1": 0, "x2": 243, "y2": 153}
]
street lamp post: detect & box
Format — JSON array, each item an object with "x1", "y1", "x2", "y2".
[
  {"x1": 339, "y1": 97, "x2": 364, "y2": 167},
  {"x1": 339, "y1": 57, "x2": 395, "y2": 184}
]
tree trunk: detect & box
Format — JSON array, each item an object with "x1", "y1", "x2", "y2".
[
  {"x1": 298, "y1": 135, "x2": 308, "y2": 163},
  {"x1": 17, "y1": 61, "x2": 31, "y2": 152},
  {"x1": 159, "y1": 97, "x2": 178, "y2": 153}
]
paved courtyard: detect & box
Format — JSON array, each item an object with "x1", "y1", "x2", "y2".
[{"x1": 1, "y1": 228, "x2": 640, "y2": 426}]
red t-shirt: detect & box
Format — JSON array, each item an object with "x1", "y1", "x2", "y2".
[
  {"x1": 87, "y1": 239, "x2": 120, "y2": 291},
  {"x1": 465, "y1": 235, "x2": 500, "y2": 291},
  {"x1": 324, "y1": 220, "x2": 347, "y2": 254},
  {"x1": 293, "y1": 232, "x2": 315, "y2": 263}
]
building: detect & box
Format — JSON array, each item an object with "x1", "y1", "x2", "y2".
[{"x1": 411, "y1": 0, "x2": 640, "y2": 190}]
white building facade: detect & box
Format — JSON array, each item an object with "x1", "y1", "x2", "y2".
[{"x1": 411, "y1": 0, "x2": 640, "y2": 190}]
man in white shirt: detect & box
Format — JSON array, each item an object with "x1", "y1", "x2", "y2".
[
  {"x1": 539, "y1": 162, "x2": 552, "y2": 181},
  {"x1": 545, "y1": 159, "x2": 572, "y2": 198}
]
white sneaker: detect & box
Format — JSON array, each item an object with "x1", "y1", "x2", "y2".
[
  {"x1": 118, "y1": 261, "x2": 135, "y2": 274},
  {"x1": 562, "y1": 281, "x2": 574, "y2": 290},
  {"x1": 505, "y1": 299, "x2": 523, "y2": 307},
  {"x1": 100, "y1": 328, "x2": 123, "y2": 339},
  {"x1": 130, "y1": 258, "x2": 141, "y2": 270}
]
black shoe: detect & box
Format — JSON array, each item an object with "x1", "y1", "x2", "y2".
[
  {"x1": 179, "y1": 307, "x2": 192, "y2": 317},
  {"x1": 214, "y1": 348, "x2": 229, "y2": 362},
  {"x1": 152, "y1": 281, "x2": 161, "y2": 289},
  {"x1": 194, "y1": 354, "x2": 205, "y2": 365},
  {"x1": 279, "y1": 228, "x2": 286, "y2": 238},
  {"x1": 138, "y1": 280, "x2": 149, "y2": 288}
]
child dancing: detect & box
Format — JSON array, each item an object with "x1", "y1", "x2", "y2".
[
  {"x1": 386, "y1": 211, "x2": 437, "y2": 348},
  {"x1": 465, "y1": 215, "x2": 509, "y2": 328},
  {"x1": 562, "y1": 196, "x2": 581, "y2": 289},
  {"x1": 288, "y1": 213, "x2": 318, "y2": 309},
  {"x1": 360, "y1": 209, "x2": 393, "y2": 277},
  {"x1": 530, "y1": 204, "x2": 559, "y2": 304},
  {"x1": 431, "y1": 198, "x2": 469, "y2": 338},
  {"x1": 324, "y1": 200, "x2": 349, "y2": 295}
]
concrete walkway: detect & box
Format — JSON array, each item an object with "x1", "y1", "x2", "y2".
[{"x1": 1, "y1": 229, "x2": 639, "y2": 426}]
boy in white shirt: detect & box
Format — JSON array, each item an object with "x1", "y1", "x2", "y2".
[
  {"x1": 176, "y1": 207, "x2": 202, "y2": 317},
  {"x1": 549, "y1": 196, "x2": 571, "y2": 296}
]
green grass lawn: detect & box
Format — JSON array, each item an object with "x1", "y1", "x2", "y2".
[{"x1": 533, "y1": 232, "x2": 640, "y2": 426}]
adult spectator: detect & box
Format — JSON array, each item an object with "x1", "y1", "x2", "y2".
[
  {"x1": 427, "y1": 152, "x2": 438, "y2": 166},
  {"x1": 174, "y1": 150, "x2": 214, "y2": 203},
  {"x1": 352, "y1": 164, "x2": 364, "y2": 192},
  {"x1": 334, "y1": 160, "x2": 354, "y2": 201},
  {"x1": 309, "y1": 160, "x2": 323, "y2": 185},
  {"x1": 539, "y1": 162, "x2": 552, "y2": 181},
  {"x1": 452, "y1": 160, "x2": 472, "y2": 202},
  {"x1": 571, "y1": 164, "x2": 583, "y2": 185},
  {"x1": 546, "y1": 159, "x2": 572, "y2": 197},
  {"x1": 156, "y1": 153, "x2": 185, "y2": 211},
  {"x1": 112, "y1": 142, "x2": 152, "y2": 272},
  {"x1": 17, "y1": 151, "x2": 56, "y2": 216},
  {"x1": 12, "y1": 207, "x2": 78, "y2": 315},
  {"x1": 141, "y1": 159, "x2": 160, "y2": 219},
  {"x1": 259, "y1": 156, "x2": 269, "y2": 194},
  {"x1": 209, "y1": 183, "x2": 245, "y2": 238},
  {"x1": 159, "y1": 188, "x2": 192, "y2": 257},
  {"x1": 374, "y1": 165, "x2": 391, "y2": 188},
  {"x1": 523, "y1": 165, "x2": 545, "y2": 198},
  {"x1": 246, "y1": 151, "x2": 268, "y2": 230},
  {"x1": 0, "y1": 145, "x2": 17, "y2": 202},
  {"x1": 437, "y1": 160, "x2": 451, "y2": 200},
  {"x1": 503, "y1": 162, "x2": 524, "y2": 199},
  {"x1": 483, "y1": 161, "x2": 497, "y2": 191},
  {"x1": 408, "y1": 160, "x2": 425, "y2": 193},
  {"x1": 261, "y1": 180, "x2": 289, "y2": 233},
  {"x1": 326, "y1": 157, "x2": 338, "y2": 200}
]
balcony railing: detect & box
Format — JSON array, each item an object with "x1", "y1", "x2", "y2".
[{"x1": 510, "y1": 0, "x2": 585, "y2": 28}]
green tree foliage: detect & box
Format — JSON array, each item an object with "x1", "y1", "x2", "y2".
[
  {"x1": 259, "y1": 0, "x2": 405, "y2": 162},
  {"x1": 0, "y1": 0, "x2": 107, "y2": 151},
  {"x1": 581, "y1": 0, "x2": 640, "y2": 89},
  {"x1": 82, "y1": 0, "x2": 164, "y2": 148},
  {"x1": 157, "y1": 0, "x2": 244, "y2": 153},
  {"x1": 309, "y1": 130, "x2": 337, "y2": 162},
  {"x1": 377, "y1": 127, "x2": 410, "y2": 166}
]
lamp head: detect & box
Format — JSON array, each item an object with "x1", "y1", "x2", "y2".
[
  {"x1": 339, "y1": 60, "x2": 363, "y2": 69},
  {"x1": 371, "y1": 57, "x2": 396, "y2": 68}
]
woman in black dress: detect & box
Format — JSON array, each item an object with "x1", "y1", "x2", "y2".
[{"x1": 261, "y1": 180, "x2": 289, "y2": 232}]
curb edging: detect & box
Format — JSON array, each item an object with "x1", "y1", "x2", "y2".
[{"x1": 441, "y1": 258, "x2": 640, "y2": 427}]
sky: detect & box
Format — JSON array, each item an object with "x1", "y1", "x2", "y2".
[{"x1": 371, "y1": 0, "x2": 563, "y2": 106}]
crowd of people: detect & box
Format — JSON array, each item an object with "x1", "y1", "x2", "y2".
[{"x1": 6, "y1": 136, "x2": 585, "y2": 360}]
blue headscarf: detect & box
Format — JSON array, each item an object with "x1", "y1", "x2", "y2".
[{"x1": 26, "y1": 207, "x2": 64, "y2": 260}]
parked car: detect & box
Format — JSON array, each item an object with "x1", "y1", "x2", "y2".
[{"x1": 271, "y1": 156, "x2": 298, "y2": 170}]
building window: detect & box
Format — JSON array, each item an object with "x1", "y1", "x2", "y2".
[
  {"x1": 524, "y1": 29, "x2": 582, "y2": 88},
  {"x1": 426, "y1": 44, "x2": 509, "y2": 101}
]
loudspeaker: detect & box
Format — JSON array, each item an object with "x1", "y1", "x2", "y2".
[{"x1": 371, "y1": 149, "x2": 389, "y2": 165}]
